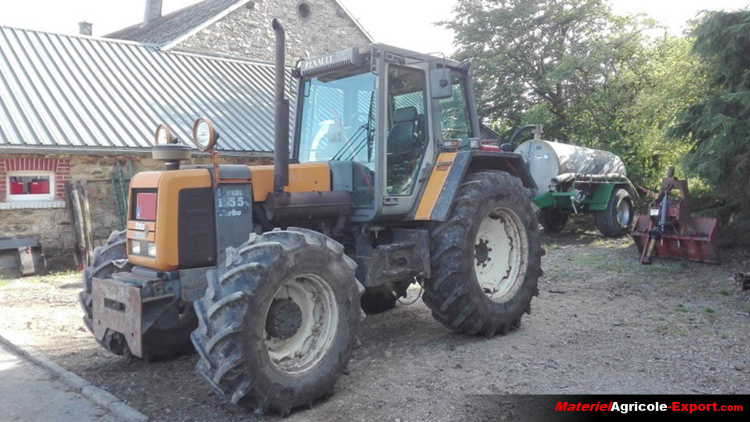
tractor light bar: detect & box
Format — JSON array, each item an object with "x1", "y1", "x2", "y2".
[
  {"x1": 130, "y1": 240, "x2": 156, "y2": 258},
  {"x1": 147, "y1": 242, "x2": 157, "y2": 258},
  {"x1": 442, "y1": 138, "x2": 485, "y2": 151},
  {"x1": 130, "y1": 240, "x2": 141, "y2": 256},
  {"x1": 442, "y1": 140, "x2": 461, "y2": 151},
  {"x1": 298, "y1": 48, "x2": 365, "y2": 77}
]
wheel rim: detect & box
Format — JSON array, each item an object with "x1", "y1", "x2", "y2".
[
  {"x1": 616, "y1": 199, "x2": 631, "y2": 228},
  {"x1": 474, "y1": 207, "x2": 528, "y2": 303},
  {"x1": 264, "y1": 273, "x2": 338, "y2": 375}
]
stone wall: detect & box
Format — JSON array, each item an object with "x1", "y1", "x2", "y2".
[
  {"x1": 0, "y1": 153, "x2": 270, "y2": 269},
  {"x1": 177, "y1": 0, "x2": 371, "y2": 65}
]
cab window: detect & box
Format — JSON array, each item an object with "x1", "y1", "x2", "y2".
[
  {"x1": 438, "y1": 72, "x2": 473, "y2": 140},
  {"x1": 386, "y1": 65, "x2": 428, "y2": 196},
  {"x1": 297, "y1": 71, "x2": 377, "y2": 166}
]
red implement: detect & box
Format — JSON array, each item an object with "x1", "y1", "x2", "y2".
[{"x1": 631, "y1": 169, "x2": 720, "y2": 265}]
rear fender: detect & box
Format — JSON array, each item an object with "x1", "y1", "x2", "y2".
[{"x1": 413, "y1": 150, "x2": 536, "y2": 222}]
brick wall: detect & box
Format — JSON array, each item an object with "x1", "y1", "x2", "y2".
[
  {"x1": 0, "y1": 157, "x2": 71, "y2": 201},
  {"x1": 177, "y1": 0, "x2": 371, "y2": 65}
]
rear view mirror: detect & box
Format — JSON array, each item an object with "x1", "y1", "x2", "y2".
[{"x1": 430, "y1": 67, "x2": 453, "y2": 99}]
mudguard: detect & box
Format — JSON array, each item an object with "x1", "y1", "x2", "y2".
[{"x1": 414, "y1": 150, "x2": 536, "y2": 222}]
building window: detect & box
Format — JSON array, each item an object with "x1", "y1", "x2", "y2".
[
  {"x1": 0, "y1": 158, "x2": 68, "y2": 209},
  {"x1": 298, "y1": 1, "x2": 311, "y2": 19},
  {"x1": 7, "y1": 171, "x2": 56, "y2": 202}
]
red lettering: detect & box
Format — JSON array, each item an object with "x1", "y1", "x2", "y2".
[{"x1": 555, "y1": 402, "x2": 569, "y2": 412}]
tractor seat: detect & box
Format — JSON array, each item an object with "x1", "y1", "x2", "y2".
[{"x1": 388, "y1": 106, "x2": 420, "y2": 158}]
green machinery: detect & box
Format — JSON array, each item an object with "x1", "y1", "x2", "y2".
[{"x1": 513, "y1": 126, "x2": 638, "y2": 237}]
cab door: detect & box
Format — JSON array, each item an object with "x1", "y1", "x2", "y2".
[
  {"x1": 380, "y1": 63, "x2": 435, "y2": 216},
  {"x1": 410, "y1": 67, "x2": 481, "y2": 221}
]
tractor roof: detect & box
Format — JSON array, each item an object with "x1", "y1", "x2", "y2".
[{"x1": 298, "y1": 44, "x2": 464, "y2": 78}]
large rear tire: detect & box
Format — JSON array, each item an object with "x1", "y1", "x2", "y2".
[
  {"x1": 191, "y1": 228, "x2": 364, "y2": 415},
  {"x1": 80, "y1": 230, "x2": 196, "y2": 359},
  {"x1": 594, "y1": 188, "x2": 633, "y2": 237},
  {"x1": 423, "y1": 171, "x2": 543, "y2": 337}
]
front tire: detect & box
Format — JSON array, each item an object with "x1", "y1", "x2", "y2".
[
  {"x1": 191, "y1": 228, "x2": 364, "y2": 415},
  {"x1": 80, "y1": 230, "x2": 196, "y2": 360},
  {"x1": 595, "y1": 188, "x2": 633, "y2": 237},
  {"x1": 80, "y1": 230, "x2": 128, "y2": 326},
  {"x1": 423, "y1": 171, "x2": 543, "y2": 337}
]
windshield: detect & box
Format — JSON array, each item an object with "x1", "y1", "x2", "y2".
[{"x1": 297, "y1": 71, "x2": 377, "y2": 167}]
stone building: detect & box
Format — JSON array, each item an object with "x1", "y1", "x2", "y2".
[
  {"x1": 107, "y1": 0, "x2": 372, "y2": 64},
  {"x1": 0, "y1": 0, "x2": 372, "y2": 270}
]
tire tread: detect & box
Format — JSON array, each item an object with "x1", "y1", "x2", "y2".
[{"x1": 423, "y1": 171, "x2": 544, "y2": 337}]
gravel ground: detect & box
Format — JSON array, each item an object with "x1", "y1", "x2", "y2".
[{"x1": 1, "y1": 230, "x2": 748, "y2": 421}]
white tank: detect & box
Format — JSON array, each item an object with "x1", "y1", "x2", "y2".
[{"x1": 514, "y1": 139, "x2": 627, "y2": 194}]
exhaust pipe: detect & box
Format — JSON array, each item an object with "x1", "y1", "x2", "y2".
[{"x1": 272, "y1": 18, "x2": 289, "y2": 193}]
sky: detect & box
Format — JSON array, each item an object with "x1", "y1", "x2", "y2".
[{"x1": 0, "y1": 0, "x2": 748, "y2": 55}]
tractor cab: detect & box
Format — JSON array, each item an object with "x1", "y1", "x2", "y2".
[{"x1": 293, "y1": 44, "x2": 482, "y2": 221}]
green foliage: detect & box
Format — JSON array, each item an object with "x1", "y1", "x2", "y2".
[
  {"x1": 445, "y1": 0, "x2": 652, "y2": 140},
  {"x1": 670, "y1": 11, "x2": 750, "y2": 216},
  {"x1": 446, "y1": 0, "x2": 750, "y2": 217},
  {"x1": 569, "y1": 37, "x2": 708, "y2": 186},
  {"x1": 444, "y1": 0, "x2": 716, "y2": 188}
]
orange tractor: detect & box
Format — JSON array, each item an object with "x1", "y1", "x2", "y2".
[{"x1": 80, "y1": 19, "x2": 544, "y2": 414}]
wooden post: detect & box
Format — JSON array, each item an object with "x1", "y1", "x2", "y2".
[
  {"x1": 66, "y1": 183, "x2": 85, "y2": 269},
  {"x1": 78, "y1": 181, "x2": 95, "y2": 265}
]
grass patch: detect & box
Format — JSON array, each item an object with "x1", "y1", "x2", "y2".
[
  {"x1": 719, "y1": 289, "x2": 731, "y2": 296},
  {"x1": 704, "y1": 307, "x2": 715, "y2": 314},
  {"x1": 572, "y1": 253, "x2": 604, "y2": 267}
]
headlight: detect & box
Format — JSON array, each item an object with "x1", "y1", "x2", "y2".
[
  {"x1": 130, "y1": 241, "x2": 141, "y2": 255},
  {"x1": 192, "y1": 117, "x2": 218, "y2": 152},
  {"x1": 147, "y1": 242, "x2": 156, "y2": 258},
  {"x1": 154, "y1": 124, "x2": 177, "y2": 145}
]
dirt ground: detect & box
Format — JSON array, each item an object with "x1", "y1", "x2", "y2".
[{"x1": 1, "y1": 227, "x2": 749, "y2": 421}]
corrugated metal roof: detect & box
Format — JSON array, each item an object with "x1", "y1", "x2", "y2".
[{"x1": 0, "y1": 25, "x2": 295, "y2": 154}]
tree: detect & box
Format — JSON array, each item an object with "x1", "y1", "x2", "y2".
[
  {"x1": 445, "y1": 0, "x2": 652, "y2": 140},
  {"x1": 569, "y1": 36, "x2": 708, "y2": 186},
  {"x1": 670, "y1": 10, "x2": 750, "y2": 235}
]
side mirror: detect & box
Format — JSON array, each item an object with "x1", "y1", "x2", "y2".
[{"x1": 430, "y1": 67, "x2": 453, "y2": 99}]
